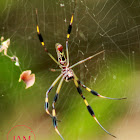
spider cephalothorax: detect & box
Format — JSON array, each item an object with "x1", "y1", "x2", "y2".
[
  {"x1": 35, "y1": 1, "x2": 126, "y2": 139},
  {"x1": 62, "y1": 67, "x2": 74, "y2": 82}
]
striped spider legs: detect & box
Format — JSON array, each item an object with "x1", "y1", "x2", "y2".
[{"x1": 35, "y1": 1, "x2": 126, "y2": 139}]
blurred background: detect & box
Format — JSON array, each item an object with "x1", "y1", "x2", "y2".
[{"x1": 0, "y1": 0, "x2": 140, "y2": 140}]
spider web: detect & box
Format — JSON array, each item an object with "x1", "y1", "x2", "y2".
[{"x1": 0, "y1": 0, "x2": 140, "y2": 140}]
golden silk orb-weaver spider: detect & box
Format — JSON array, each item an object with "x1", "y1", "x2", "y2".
[{"x1": 35, "y1": 2, "x2": 126, "y2": 140}]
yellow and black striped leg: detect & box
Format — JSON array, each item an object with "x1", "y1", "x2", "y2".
[
  {"x1": 45, "y1": 74, "x2": 62, "y2": 117},
  {"x1": 52, "y1": 77, "x2": 64, "y2": 140},
  {"x1": 73, "y1": 78, "x2": 116, "y2": 138},
  {"x1": 66, "y1": 0, "x2": 76, "y2": 66},
  {"x1": 66, "y1": 13, "x2": 74, "y2": 41},
  {"x1": 35, "y1": 9, "x2": 60, "y2": 66},
  {"x1": 77, "y1": 80, "x2": 127, "y2": 100},
  {"x1": 66, "y1": 0, "x2": 76, "y2": 40},
  {"x1": 66, "y1": 13, "x2": 74, "y2": 66}
]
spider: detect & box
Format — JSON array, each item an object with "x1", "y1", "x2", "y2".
[{"x1": 35, "y1": 1, "x2": 126, "y2": 140}]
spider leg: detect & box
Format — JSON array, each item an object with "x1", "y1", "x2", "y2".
[
  {"x1": 52, "y1": 77, "x2": 64, "y2": 140},
  {"x1": 73, "y1": 74, "x2": 126, "y2": 100},
  {"x1": 35, "y1": 9, "x2": 60, "y2": 66},
  {"x1": 66, "y1": 0, "x2": 77, "y2": 66},
  {"x1": 70, "y1": 50, "x2": 105, "y2": 69},
  {"x1": 79, "y1": 80, "x2": 126, "y2": 100},
  {"x1": 73, "y1": 76, "x2": 116, "y2": 138},
  {"x1": 45, "y1": 74, "x2": 62, "y2": 117},
  {"x1": 49, "y1": 68, "x2": 61, "y2": 72}
]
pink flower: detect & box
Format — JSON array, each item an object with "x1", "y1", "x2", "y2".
[{"x1": 19, "y1": 70, "x2": 35, "y2": 89}]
